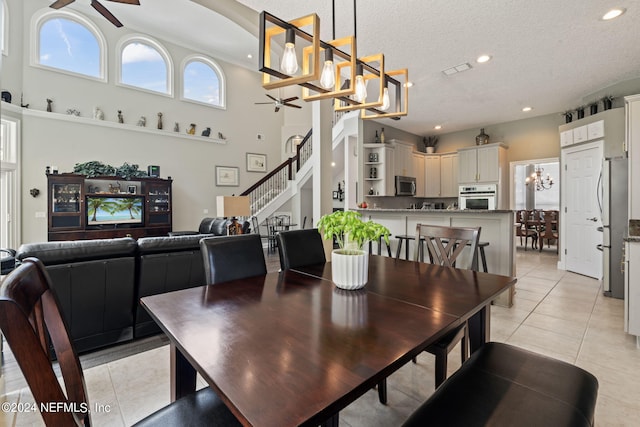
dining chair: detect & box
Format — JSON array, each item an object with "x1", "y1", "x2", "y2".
[
  {"x1": 276, "y1": 228, "x2": 326, "y2": 270},
  {"x1": 200, "y1": 234, "x2": 267, "y2": 284},
  {"x1": 251, "y1": 216, "x2": 270, "y2": 247},
  {"x1": 414, "y1": 224, "x2": 481, "y2": 388},
  {"x1": 515, "y1": 209, "x2": 537, "y2": 250},
  {"x1": 0, "y1": 258, "x2": 241, "y2": 427},
  {"x1": 539, "y1": 210, "x2": 559, "y2": 253}
]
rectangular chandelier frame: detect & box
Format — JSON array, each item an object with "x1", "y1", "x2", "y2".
[{"x1": 361, "y1": 68, "x2": 409, "y2": 119}]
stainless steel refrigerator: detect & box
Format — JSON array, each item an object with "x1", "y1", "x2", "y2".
[{"x1": 598, "y1": 156, "x2": 628, "y2": 299}]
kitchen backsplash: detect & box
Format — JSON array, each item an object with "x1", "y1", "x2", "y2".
[{"x1": 630, "y1": 219, "x2": 640, "y2": 237}]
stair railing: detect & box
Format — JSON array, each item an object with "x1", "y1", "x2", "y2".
[{"x1": 240, "y1": 129, "x2": 312, "y2": 215}]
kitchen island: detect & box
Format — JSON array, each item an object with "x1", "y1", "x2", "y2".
[{"x1": 356, "y1": 208, "x2": 515, "y2": 306}]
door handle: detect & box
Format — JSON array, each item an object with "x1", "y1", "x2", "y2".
[{"x1": 587, "y1": 217, "x2": 598, "y2": 222}]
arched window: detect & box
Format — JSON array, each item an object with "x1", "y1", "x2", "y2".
[
  {"x1": 118, "y1": 36, "x2": 172, "y2": 96},
  {"x1": 182, "y1": 56, "x2": 226, "y2": 109},
  {"x1": 32, "y1": 10, "x2": 105, "y2": 80}
]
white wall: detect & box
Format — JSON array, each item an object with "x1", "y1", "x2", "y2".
[{"x1": 5, "y1": 0, "x2": 307, "y2": 244}]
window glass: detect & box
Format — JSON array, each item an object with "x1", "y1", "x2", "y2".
[
  {"x1": 183, "y1": 59, "x2": 223, "y2": 107},
  {"x1": 39, "y1": 17, "x2": 100, "y2": 78},
  {"x1": 121, "y1": 41, "x2": 168, "y2": 94}
]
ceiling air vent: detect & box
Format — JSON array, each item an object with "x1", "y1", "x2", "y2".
[{"x1": 442, "y1": 63, "x2": 472, "y2": 76}]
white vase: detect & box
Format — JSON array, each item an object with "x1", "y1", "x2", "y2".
[
  {"x1": 426, "y1": 146, "x2": 435, "y2": 153},
  {"x1": 331, "y1": 249, "x2": 369, "y2": 290}
]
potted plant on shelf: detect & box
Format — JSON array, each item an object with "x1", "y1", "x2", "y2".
[
  {"x1": 423, "y1": 136, "x2": 438, "y2": 153},
  {"x1": 316, "y1": 210, "x2": 390, "y2": 290}
]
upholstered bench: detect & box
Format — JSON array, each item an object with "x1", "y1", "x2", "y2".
[{"x1": 403, "y1": 342, "x2": 598, "y2": 427}]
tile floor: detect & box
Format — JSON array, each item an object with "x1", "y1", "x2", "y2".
[{"x1": 2, "y1": 247, "x2": 640, "y2": 426}]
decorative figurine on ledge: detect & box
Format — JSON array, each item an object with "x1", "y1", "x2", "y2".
[
  {"x1": 136, "y1": 116, "x2": 147, "y2": 127},
  {"x1": 475, "y1": 128, "x2": 489, "y2": 145},
  {"x1": 46, "y1": 98, "x2": 53, "y2": 112},
  {"x1": 21, "y1": 93, "x2": 29, "y2": 108},
  {"x1": 157, "y1": 112, "x2": 163, "y2": 129},
  {"x1": 218, "y1": 132, "x2": 226, "y2": 140},
  {"x1": 117, "y1": 110, "x2": 124, "y2": 123},
  {"x1": 174, "y1": 122, "x2": 179, "y2": 132},
  {"x1": 1, "y1": 91, "x2": 11, "y2": 103},
  {"x1": 66, "y1": 109, "x2": 80, "y2": 116},
  {"x1": 187, "y1": 123, "x2": 196, "y2": 135},
  {"x1": 201, "y1": 127, "x2": 211, "y2": 137},
  {"x1": 93, "y1": 107, "x2": 104, "y2": 120}
]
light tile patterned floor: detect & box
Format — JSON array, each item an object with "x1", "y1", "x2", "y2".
[{"x1": 2, "y1": 248, "x2": 640, "y2": 426}]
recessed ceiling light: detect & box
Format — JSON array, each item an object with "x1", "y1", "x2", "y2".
[
  {"x1": 522, "y1": 106, "x2": 533, "y2": 112},
  {"x1": 602, "y1": 8, "x2": 625, "y2": 20},
  {"x1": 476, "y1": 55, "x2": 491, "y2": 64},
  {"x1": 434, "y1": 125, "x2": 442, "y2": 130}
]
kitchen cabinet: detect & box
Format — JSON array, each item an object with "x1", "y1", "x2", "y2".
[
  {"x1": 624, "y1": 241, "x2": 640, "y2": 341},
  {"x1": 363, "y1": 144, "x2": 395, "y2": 196},
  {"x1": 558, "y1": 109, "x2": 624, "y2": 157},
  {"x1": 440, "y1": 153, "x2": 459, "y2": 197},
  {"x1": 458, "y1": 143, "x2": 506, "y2": 184},
  {"x1": 392, "y1": 140, "x2": 415, "y2": 177},
  {"x1": 627, "y1": 95, "x2": 640, "y2": 218},
  {"x1": 412, "y1": 152, "x2": 425, "y2": 197},
  {"x1": 424, "y1": 155, "x2": 441, "y2": 197}
]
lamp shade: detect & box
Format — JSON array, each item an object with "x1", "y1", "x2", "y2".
[{"x1": 216, "y1": 196, "x2": 250, "y2": 218}]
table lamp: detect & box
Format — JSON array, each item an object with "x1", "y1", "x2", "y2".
[{"x1": 216, "y1": 196, "x2": 250, "y2": 235}]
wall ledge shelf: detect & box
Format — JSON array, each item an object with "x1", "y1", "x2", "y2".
[{"x1": 13, "y1": 105, "x2": 228, "y2": 144}]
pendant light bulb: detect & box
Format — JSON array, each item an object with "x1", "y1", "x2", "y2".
[
  {"x1": 380, "y1": 86, "x2": 390, "y2": 111},
  {"x1": 281, "y1": 28, "x2": 299, "y2": 75},
  {"x1": 319, "y1": 49, "x2": 335, "y2": 89},
  {"x1": 354, "y1": 64, "x2": 367, "y2": 102}
]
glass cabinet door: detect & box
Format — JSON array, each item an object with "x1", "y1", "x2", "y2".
[
  {"x1": 52, "y1": 183, "x2": 82, "y2": 213},
  {"x1": 148, "y1": 184, "x2": 171, "y2": 212}
]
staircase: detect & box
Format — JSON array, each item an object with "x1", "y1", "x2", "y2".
[{"x1": 240, "y1": 129, "x2": 312, "y2": 219}]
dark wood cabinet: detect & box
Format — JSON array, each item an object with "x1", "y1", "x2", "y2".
[{"x1": 47, "y1": 174, "x2": 172, "y2": 241}]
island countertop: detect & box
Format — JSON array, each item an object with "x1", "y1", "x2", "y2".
[{"x1": 354, "y1": 208, "x2": 514, "y2": 214}]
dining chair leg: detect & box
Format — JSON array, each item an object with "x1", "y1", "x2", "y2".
[
  {"x1": 377, "y1": 380, "x2": 387, "y2": 404},
  {"x1": 321, "y1": 413, "x2": 339, "y2": 427},
  {"x1": 434, "y1": 350, "x2": 447, "y2": 389}
]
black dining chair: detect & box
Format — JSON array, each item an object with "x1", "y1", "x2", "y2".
[
  {"x1": 414, "y1": 224, "x2": 481, "y2": 387},
  {"x1": 200, "y1": 234, "x2": 267, "y2": 284},
  {"x1": 0, "y1": 258, "x2": 241, "y2": 427},
  {"x1": 276, "y1": 228, "x2": 326, "y2": 270}
]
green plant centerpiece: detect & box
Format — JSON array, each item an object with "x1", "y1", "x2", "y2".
[{"x1": 317, "y1": 210, "x2": 390, "y2": 290}]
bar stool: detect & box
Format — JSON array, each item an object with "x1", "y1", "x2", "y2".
[
  {"x1": 369, "y1": 236, "x2": 392, "y2": 257},
  {"x1": 395, "y1": 235, "x2": 427, "y2": 260}
]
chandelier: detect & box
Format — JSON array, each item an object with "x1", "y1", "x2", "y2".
[
  {"x1": 526, "y1": 167, "x2": 554, "y2": 191},
  {"x1": 258, "y1": 0, "x2": 408, "y2": 120}
]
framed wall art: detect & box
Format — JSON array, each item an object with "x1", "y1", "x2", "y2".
[
  {"x1": 246, "y1": 153, "x2": 267, "y2": 172},
  {"x1": 215, "y1": 166, "x2": 239, "y2": 187}
]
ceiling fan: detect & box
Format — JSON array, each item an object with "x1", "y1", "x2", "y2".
[
  {"x1": 50, "y1": 0, "x2": 140, "y2": 28},
  {"x1": 254, "y1": 94, "x2": 302, "y2": 113}
]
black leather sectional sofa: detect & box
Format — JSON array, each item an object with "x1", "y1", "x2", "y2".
[{"x1": 16, "y1": 233, "x2": 217, "y2": 354}]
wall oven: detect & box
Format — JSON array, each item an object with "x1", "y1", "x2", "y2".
[
  {"x1": 395, "y1": 176, "x2": 416, "y2": 196},
  {"x1": 459, "y1": 184, "x2": 497, "y2": 210}
]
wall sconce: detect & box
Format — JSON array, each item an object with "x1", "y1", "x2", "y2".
[
  {"x1": 259, "y1": 11, "x2": 320, "y2": 90},
  {"x1": 30, "y1": 188, "x2": 40, "y2": 198}
]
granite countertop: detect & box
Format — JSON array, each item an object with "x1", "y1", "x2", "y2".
[
  {"x1": 624, "y1": 236, "x2": 640, "y2": 242},
  {"x1": 354, "y1": 208, "x2": 514, "y2": 214}
]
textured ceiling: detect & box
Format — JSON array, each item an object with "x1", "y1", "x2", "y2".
[{"x1": 61, "y1": 0, "x2": 640, "y2": 135}]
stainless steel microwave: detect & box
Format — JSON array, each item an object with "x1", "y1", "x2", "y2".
[{"x1": 395, "y1": 176, "x2": 416, "y2": 196}]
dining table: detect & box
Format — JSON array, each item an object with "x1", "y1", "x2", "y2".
[{"x1": 141, "y1": 255, "x2": 516, "y2": 427}]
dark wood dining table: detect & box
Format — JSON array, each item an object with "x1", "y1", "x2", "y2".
[{"x1": 141, "y1": 255, "x2": 516, "y2": 427}]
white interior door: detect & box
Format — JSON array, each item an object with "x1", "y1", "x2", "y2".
[{"x1": 563, "y1": 141, "x2": 603, "y2": 278}]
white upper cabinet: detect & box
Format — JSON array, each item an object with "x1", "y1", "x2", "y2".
[
  {"x1": 412, "y1": 152, "x2": 425, "y2": 197},
  {"x1": 458, "y1": 144, "x2": 506, "y2": 184},
  {"x1": 440, "y1": 153, "x2": 458, "y2": 197},
  {"x1": 424, "y1": 155, "x2": 441, "y2": 197},
  {"x1": 391, "y1": 140, "x2": 415, "y2": 177}
]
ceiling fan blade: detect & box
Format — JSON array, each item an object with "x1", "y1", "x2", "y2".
[
  {"x1": 107, "y1": 0, "x2": 140, "y2": 4},
  {"x1": 50, "y1": 0, "x2": 75, "y2": 9},
  {"x1": 91, "y1": 0, "x2": 123, "y2": 27},
  {"x1": 254, "y1": 102, "x2": 273, "y2": 105},
  {"x1": 265, "y1": 94, "x2": 277, "y2": 102},
  {"x1": 282, "y1": 96, "x2": 299, "y2": 103},
  {"x1": 284, "y1": 103, "x2": 302, "y2": 109},
  {"x1": 275, "y1": 107, "x2": 280, "y2": 113}
]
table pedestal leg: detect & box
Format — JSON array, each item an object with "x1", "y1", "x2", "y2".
[
  {"x1": 467, "y1": 306, "x2": 490, "y2": 354},
  {"x1": 170, "y1": 342, "x2": 197, "y2": 401}
]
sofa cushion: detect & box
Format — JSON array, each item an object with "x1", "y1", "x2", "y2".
[
  {"x1": 137, "y1": 234, "x2": 213, "y2": 254},
  {"x1": 16, "y1": 238, "x2": 137, "y2": 265}
]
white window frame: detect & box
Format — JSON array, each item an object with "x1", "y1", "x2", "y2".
[
  {"x1": 30, "y1": 8, "x2": 107, "y2": 82},
  {"x1": 181, "y1": 54, "x2": 226, "y2": 110},
  {"x1": 116, "y1": 34, "x2": 173, "y2": 97},
  {"x1": 1, "y1": 117, "x2": 21, "y2": 248},
  {"x1": 1, "y1": 0, "x2": 8, "y2": 56}
]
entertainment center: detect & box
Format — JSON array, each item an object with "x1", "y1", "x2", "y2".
[{"x1": 47, "y1": 173, "x2": 172, "y2": 241}]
